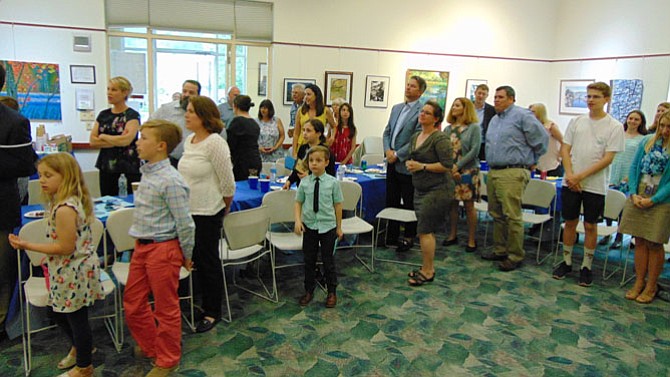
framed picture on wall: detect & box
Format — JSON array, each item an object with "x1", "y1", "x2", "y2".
[
  {"x1": 258, "y1": 63, "x2": 268, "y2": 96},
  {"x1": 283, "y1": 78, "x2": 316, "y2": 105},
  {"x1": 70, "y1": 64, "x2": 96, "y2": 84},
  {"x1": 364, "y1": 75, "x2": 390, "y2": 108},
  {"x1": 559, "y1": 79, "x2": 595, "y2": 114},
  {"x1": 324, "y1": 71, "x2": 353, "y2": 105},
  {"x1": 406, "y1": 69, "x2": 450, "y2": 110},
  {"x1": 465, "y1": 79, "x2": 487, "y2": 102}
]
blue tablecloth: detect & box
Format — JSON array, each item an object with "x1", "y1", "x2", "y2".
[{"x1": 232, "y1": 174, "x2": 386, "y2": 222}]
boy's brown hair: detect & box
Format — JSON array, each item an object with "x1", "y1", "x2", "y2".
[
  {"x1": 306, "y1": 145, "x2": 331, "y2": 160},
  {"x1": 140, "y1": 119, "x2": 183, "y2": 154},
  {"x1": 587, "y1": 82, "x2": 611, "y2": 98}
]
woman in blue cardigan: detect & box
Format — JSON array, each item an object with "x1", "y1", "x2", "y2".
[{"x1": 619, "y1": 111, "x2": 670, "y2": 304}]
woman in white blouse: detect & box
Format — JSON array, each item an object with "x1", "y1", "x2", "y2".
[{"x1": 178, "y1": 95, "x2": 235, "y2": 333}]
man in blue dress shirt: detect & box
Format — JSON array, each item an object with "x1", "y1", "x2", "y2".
[{"x1": 481, "y1": 86, "x2": 548, "y2": 271}]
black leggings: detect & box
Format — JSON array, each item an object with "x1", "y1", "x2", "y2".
[{"x1": 50, "y1": 306, "x2": 93, "y2": 368}]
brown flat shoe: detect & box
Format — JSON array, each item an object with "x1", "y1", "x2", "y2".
[
  {"x1": 57, "y1": 365, "x2": 94, "y2": 377},
  {"x1": 299, "y1": 292, "x2": 314, "y2": 306},
  {"x1": 625, "y1": 282, "x2": 645, "y2": 300},
  {"x1": 325, "y1": 292, "x2": 337, "y2": 308},
  {"x1": 636, "y1": 285, "x2": 659, "y2": 304}
]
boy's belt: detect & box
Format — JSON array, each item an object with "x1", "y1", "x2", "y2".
[{"x1": 137, "y1": 238, "x2": 176, "y2": 245}]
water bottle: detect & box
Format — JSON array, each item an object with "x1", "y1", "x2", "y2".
[
  {"x1": 361, "y1": 159, "x2": 368, "y2": 170},
  {"x1": 118, "y1": 174, "x2": 128, "y2": 198},
  {"x1": 337, "y1": 164, "x2": 345, "y2": 181},
  {"x1": 383, "y1": 158, "x2": 388, "y2": 173},
  {"x1": 270, "y1": 163, "x2": 277, "y2": 183}
]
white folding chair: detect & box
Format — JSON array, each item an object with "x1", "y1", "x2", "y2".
[
  {"x1": 275, "y1": 157, "x2": 292, "y2": 176},
  {"x1": 106, "y1": 208, "x2": 196, "y2": 332},
  {"x1": 27, "y1": 180, "x2": 44, "y2": 205},
  {"x1": 219, "y1": 205, "x2": 277, "y2": 322},
  {"x1": 339, "y1": 181, "x2": 375, "y2": 272},
  {"x1": 17, "y1": 218, "x2": 120, "y2": 376},
  {"x1": 261, "y1": 190, "x2": 303, "y2": 271},
  {"x1": 362, "y1": 136, "x2": 384, "y2": 155},
  {"x1": 474, "y1": 171, "x2": 491, "y2": 246},
  {"x1": 375, "y1": 208, "x2": 420, "y2": 267},
  {"x1": 261, "y1": 162, "x2": 274, "y2": 177},
  {"x1": 361, "y1": 153, "x2": 384, "y2": 166},
  {"x1": 82, "y1": 170, "x2": 101, "y2": 198},
  {"x1": 554, "y1": 189, "x2": 627, "y2": 280},
  {"x1": 520, "y1": 180, "x2": 557, "y2": 264}
]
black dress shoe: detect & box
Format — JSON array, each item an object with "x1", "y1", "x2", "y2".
[
  {"x1": 498, "y1": 258, "x2": 522, "y2": 271},
  {"x1": 396, "y1": 239, "x2": 414, "y2": 252},
  {"x1": 481, "y1": 251, "x2": 508, "y2": 261},
  {"x1": 465, "y1": 244, "x2": 477, "y2": 253},
  {"x1": 195, "y1": 318, "x2": 219, "y2": 333},
  {"x1": 442, "y1": 237, "x2": 458, "y2": 246}
]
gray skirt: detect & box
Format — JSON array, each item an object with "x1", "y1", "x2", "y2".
[
  {"x1": 414, "y1": 185, "x2": 452, "y2": 235},
  {"x1": 619, "y1": 200, "x2": 670, "y2": 244}
]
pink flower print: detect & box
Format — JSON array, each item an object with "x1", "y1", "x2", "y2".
[
  {"x1": 51, "y1": 232, "x2": 58, "y2": 239},
  {"x1": 69, "y1": 282, "x2": 76, "y2": 289},
  {"x1": 87, "y1": 270, "x2": 95, "y2": 278},
  {"x1": 65, "y1": 299, "x2": 72, "y2": 307},
  {"x1": 83, "y1": 240, "x2": 91, "y2": 248},
  {"x1": 63, "y1": 258, "x2": 71, "y2": 266},
  {"x1": 57, "y1": 276, "x2": 65, "y2": 284},
  {"x1": 455, "y1": 184, "x2": 473, "y2": 201}
]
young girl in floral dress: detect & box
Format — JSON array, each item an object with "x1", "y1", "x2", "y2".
[{"x1": 9, "y1": 153, "x2": 103, "y2": 377}]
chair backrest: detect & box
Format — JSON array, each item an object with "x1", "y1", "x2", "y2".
[
  {"x1": 522, "y1": 180, "x2": 556, "y2": 209},
  {"x1": 339, "y1": 181, "x2": 362, "y2": 213},
  {"x1": 261, "y1": 190, "x2": 297, "y2": 223},
  {"x1": 603, "y1": 189, "x2": 627, "y2": 219},
  {"x1": 28, "y1": 180, "x2": 44, "y2": 205},
  {"x1": 351, "y1": 145, "x2": 363, "y2": 166},
  {"x1": 275, "y1": 157, "x2": 291, "y2": 176},
  {"x1": 223, "y1": 206, "x2": 270, "y2": 251},
  {"x1": 106, "y1": 208, "x2": 136, "y2": 253},
  {"x1": 18, "y1": 219, "x2": 49, "y2": 267},
  {"x1": 83, "y1": 170, "x2": 101, "y2": 198},
  {"x1": 361, "y1": 153, "x2": 384, "y2": 166},
  {"x1": 362, "y1": 136, "x2": 384, "y2": 155}
]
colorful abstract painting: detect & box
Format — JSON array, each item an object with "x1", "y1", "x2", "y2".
[
  {"x1": 406, "y1": 69, "x2": 449, "y2": 110},
  {"x1": 0, "y1": 60, "x2": 62, "y2": 120},
  {"x1": 609, "y1": 79, "x2": 643, "y2": 124}
]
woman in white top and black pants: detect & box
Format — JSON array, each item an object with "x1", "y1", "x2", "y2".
[{"x1": 178, "y1": 96, "x2": 235, "y2": 332}]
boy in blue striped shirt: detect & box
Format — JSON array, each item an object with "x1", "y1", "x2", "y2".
[{"x1": 125, "y1": 119, "x2": 195, "y2": 376}]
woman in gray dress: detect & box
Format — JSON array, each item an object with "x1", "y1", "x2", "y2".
[{"x1": 406, "y1": 100, "x2": 454, "y2": 286}]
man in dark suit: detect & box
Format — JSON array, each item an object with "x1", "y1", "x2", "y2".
[
  {"x1": 474, "y1": 84, "x2": 496, "y2": 161},
  {"x1": 382, "y1": 75, "x2": 426, "y2": 251},
  {"x1": 0, "y1": 64, "x2": 36, "y2": 329}
]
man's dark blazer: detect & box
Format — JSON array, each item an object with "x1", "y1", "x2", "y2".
[{"x1": 478, "y1": 102, "x2": 496, "y2": 160}]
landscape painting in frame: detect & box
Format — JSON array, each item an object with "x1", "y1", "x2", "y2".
[
  {"x1": 609, "y1": 79, "x2": 643, "y2": 124},
  {"x1": 0, "y1": 60, "x2": 62, "y2": 120},
  {"x1": 406, "y1": 69, "x2": 449, "y2": 110},
  {"x1": 559, "y1": 79, "x2": 594, "y2": 115}
]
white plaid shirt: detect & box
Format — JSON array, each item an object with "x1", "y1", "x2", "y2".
[{"x1": 129, "y1": 159, "x2": 195, "y2": 258}]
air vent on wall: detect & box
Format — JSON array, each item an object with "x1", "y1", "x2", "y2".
[{"x1": 73, "y1": 35, "x2": 91, "y2": 52}]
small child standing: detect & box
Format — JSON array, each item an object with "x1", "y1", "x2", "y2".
[
  {"x1": 294, "y1": 145, "x2": 343, "y2": 308},
  {"x1": 9, "y1": 153, "x2": 103, "y2": 377},
  {"x1": 124, "y1": 120, "x2": 195, "y2": 377}
]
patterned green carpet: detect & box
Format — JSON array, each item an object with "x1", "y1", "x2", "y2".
[{"x1": 1, "y1": 231, "x2": 668, "y2": 377}]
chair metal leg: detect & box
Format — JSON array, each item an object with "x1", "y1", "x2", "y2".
[
  {"x1": 180, "y1": 274, "x2": 196, "y2": 332},
  {"x1": 535, "y1": 223, "x2": 553, "y2": 265},
  {"x1": 603, "y1": 239, "x2": 624, "y2": 281},
  {"x1": 374, "y1": 218, "x2": 421, "y2": 267},
  {"x1": 620, "y1": 241, "x2": 635, "y2": 287}
]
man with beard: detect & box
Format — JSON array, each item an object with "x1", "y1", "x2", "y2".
[
  {"x1": 150, "y1": 80, "x2": 217, "y2": 167},
  {"x1": 217, "y1": 85, "x2": 240, "y2": 130}
]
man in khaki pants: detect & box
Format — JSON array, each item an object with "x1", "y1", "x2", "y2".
[{"x1": 481, "y1": 86, "x2": 548, "y2": 271}]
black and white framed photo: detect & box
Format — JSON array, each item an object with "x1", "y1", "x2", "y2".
[
  {"x1": 70, "y1": 64, "x2": 96, "y2": 84},
  {"x1": 364, "y1": 75, "x2": 390, "y2": 108},
  {"x1": 283, "y1": 78, "x2": 316, "y2": 105}
]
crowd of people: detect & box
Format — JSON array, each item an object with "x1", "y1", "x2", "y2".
[{"x1": 1, "y1": 61, "x2": 669, "y2": 376}]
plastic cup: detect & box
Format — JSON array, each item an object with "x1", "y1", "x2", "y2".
[
  {"x1": 131, "y1": 181, "x2": 140, "y2": 192},
  {"x1": 248, "y1": 176, "x2": 259, "y2": 189},
  {"x1": 335, "y1": 162, "x2": 341, "y2": 171},
  {"x1": 480, "y1": 160, "x2": 489, "y2": 171},
  {"x1": 259, "y1": 179, "x2": 270, "y2": 193},
  {"x1": 540, "y1": 170, "x2": 547, "y2": 180}
]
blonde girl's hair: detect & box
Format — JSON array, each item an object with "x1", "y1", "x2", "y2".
[
  {"x1": 645, "y1": 111, "x2": 670, "y2": 153},
  {"x1": 38, "y1": 153, "x2": 94, "y2": 223},
  {"x1": 529, "y1": 103, "x2": 549, "y2": 124},
  {"x1": 109, "y1": 76, "x2": 133, "y2": 100}
]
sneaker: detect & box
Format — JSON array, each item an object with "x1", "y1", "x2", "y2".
[
  {"x1": 552, "y1": 262, "x2": 572, "y2": 280},
  {"x1": 578, "y1": 267, "x2": 593, "y2": 287}
]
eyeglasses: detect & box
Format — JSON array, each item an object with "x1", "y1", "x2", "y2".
[{"x1": 420, "y1": 110, "x2": 434, "y2": 116}]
